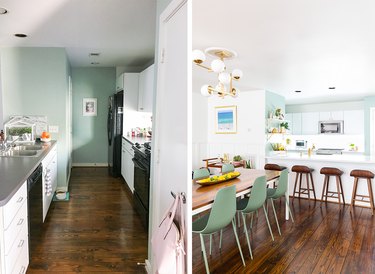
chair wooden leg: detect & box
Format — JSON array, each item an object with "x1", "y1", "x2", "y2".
[
  {"x1": 241, "y1": 213, "x2": 253, "y2": 259},
  {"x1": 292, "y1": 173, "x2": 299, "y2": 202},
  {"x1": 321, "y1": 175, "x2": 327, "y2": 203},
  {"x1": 306, "y1": 173, "x2": 311, "y2": 200},
  {"x1": 263, "y1": 204, "x2": 274, "y2": 241},
  {"x1": 350, "y1": 178, "x2": 359, "y2": 212},
  {"x1": 325, "y1": 176, "x2": 330, "y2": 202},
  {"x1": 310, "y1": 172, "x2": 316, "y2": 200},
  {"x1": 270, "y1": 198, "x2": 281, "y2": 235},
  {"x1": 335, "y1": 175, "x2": 341, "y2": 205},
  {"x1": 367, "y1": 179, "x2": 375, "y2": 215},
  {"x1": 232, "y1": 220, "x2": 246, "y2": 266},
  {"x1": 200, "y1": 234, "x2": 210, "y2": 274},
  {"x1": 339, "y1": 176, "x2": 345, "y2": 205}
]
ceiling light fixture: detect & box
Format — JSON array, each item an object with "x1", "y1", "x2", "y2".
[
  {"x1": 91, "y1": 62, "x2": 100, "y2": 65},
  {"x1": 328, "y1": 87, "x2": 336, "y2": 90},
  {"x1": 295, "y1": 90, "x2": 301, "y2": 93},
  {"x1": 192, "y1": 47, "x2": 243, "y2": 98},
  {"x1": 0, "y1": 7, "x2": 8, "y2": 14},
  {"x1": 14, "y1": 33, "x2": 27, "y2": 38},
  {"x1": 89, "y1": 52, "x2": 101, "y2": 57}
]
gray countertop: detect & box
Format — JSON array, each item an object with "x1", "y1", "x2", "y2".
[
  {"x1": 123, "y1": 136, "x2": 151, "y2": 145},
  {"x1": 0, "y1": 140, "x2": 57, "y2": 206}
]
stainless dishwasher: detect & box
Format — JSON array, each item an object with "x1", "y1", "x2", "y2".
[{"x1": 27, "y1": 163, "x2": 43, "y2": 256}]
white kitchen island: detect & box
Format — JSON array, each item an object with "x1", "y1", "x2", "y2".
[{"x1": 266, "y1": 152, "x2": 375, "y2": 208}]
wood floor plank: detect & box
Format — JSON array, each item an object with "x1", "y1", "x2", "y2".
[
  {"x1": 193, "y1": 198, "x2": 375, "y2": 273},
  {"x1": 27, "y1": 167, "x2": 147, "y2": 273}
]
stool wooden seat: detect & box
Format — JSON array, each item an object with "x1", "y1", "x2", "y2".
[
  {"x1": 320, "y1": 167, "x2": 345, "y2": 205},
  {"x1": 291, "y1": 165, "x2": 316, "y2": 201},
  {"x1": 264, "y1": 164, "x2": 287, "y2": 188},
  {"x1": 350, "y1": 169, "x2": 375, "y2": 215}
]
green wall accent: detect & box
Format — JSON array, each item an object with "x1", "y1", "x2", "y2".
[
  {"x1": 364, "y1": 96, "x2": 375, "y2": 154},
  {"x1": 71, "y1": 67, "x2": 116, "y2": 164},
  {"x1": 0, "y1": 47, "x2": 70, "y2": 188}
]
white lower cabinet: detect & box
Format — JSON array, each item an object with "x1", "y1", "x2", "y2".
[
  {"x1": 0, "y1": 182, "x2": 29, "y2": 274},
  {"x1": 121, "y1": 139, "x2": 134, "y2": 192},
  {"x1": 42, "y1": 145, "x2": 58, "y2": 222}
]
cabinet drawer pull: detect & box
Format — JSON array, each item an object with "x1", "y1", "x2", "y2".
[
  {"x1": 19, "y1": 266, "x2": 26, "y2": 274},
  {"x1": 17, "y1": 218, "x2": 24, "y2": 225},
  {"x1": 18, "y1": 239, "x2": 25, "y2": 248},
  {"x1": 17, "y1": 197, "x2": 24, "y2": 203}
]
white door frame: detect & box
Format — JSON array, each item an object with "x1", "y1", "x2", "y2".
[{"x1": 370, "y1": 108, "x2": 375, "y2": 155}]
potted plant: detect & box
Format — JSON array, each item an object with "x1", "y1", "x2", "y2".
[
  {"x1": 280, "y1": 122, "x2": 289, "y2": 133},
  {"x1": 232, "y1": 155, "x2": 242, "y2": 166}
]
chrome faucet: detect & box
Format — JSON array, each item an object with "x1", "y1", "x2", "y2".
[{"x1": 0, "y1": 136, "x2": 20, "y2": 152}]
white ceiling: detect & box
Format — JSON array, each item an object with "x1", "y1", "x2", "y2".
[
  {"x1": 0, "y1": 0, "x2": 156, "y2": 69},
  {"x1": 192, "y1": 0, "x2": 375, "y2": 104}
]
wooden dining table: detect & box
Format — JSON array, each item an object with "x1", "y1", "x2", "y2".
[{"x1": 192, "y1": 168, "x2": 290, "y2": 220}]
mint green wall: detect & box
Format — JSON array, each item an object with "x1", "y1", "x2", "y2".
[
  {"x1": 71, "y1": 68, "x2": 116, "y2": 164},
  {"x1": 0, "y1": 47, "x2": 70, "y2": 188},
  {"x1": 364, "y1": 96, "x2": 375, "y2": 154}
]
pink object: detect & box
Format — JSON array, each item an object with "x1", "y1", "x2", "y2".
[{"x1": 151, "y1": 193, "x2": 185, "y2": 274}]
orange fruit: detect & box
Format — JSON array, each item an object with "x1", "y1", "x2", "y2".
[{"x1": 41, "y1": 131, "x2": 50, "y2": 138}]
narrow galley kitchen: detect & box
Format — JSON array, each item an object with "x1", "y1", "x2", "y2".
[{"x1": 0, "y1": 0, "x2": 186, "y2": 273}]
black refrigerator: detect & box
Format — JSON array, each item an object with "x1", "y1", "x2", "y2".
[{"x1": 107, "y1": 91, "x2": 123, "y2": 177}]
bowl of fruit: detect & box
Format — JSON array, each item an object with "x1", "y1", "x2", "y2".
[{"x1": 40, "y1": 131, "x2": 51, "y2": 142}]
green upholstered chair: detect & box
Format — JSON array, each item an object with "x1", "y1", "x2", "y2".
[
  {"x1": 222, "y1": 163, "x2": 235, "y2": 173},
  {"x1": 266, "y1": 169, "x2": 294, "y2": 235},
  {"x1": 193, "y1": 185, "x2": 245, "y2": 274},
  {"x1": 193, "y1": 168, "x2": 210, "y2": 179},
  {"x1": 236, "y1": 176, "x2": 274, "y2": 259}
]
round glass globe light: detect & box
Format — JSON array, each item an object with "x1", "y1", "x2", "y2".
[
  {"x1": 232, "y1": 69, "x2": 243, "y2": 80},
  {"x1": 200, "y1": 85, "x2": 211, "y2": 97},
  {"x1": 218, "y1": 72, "x2": 231, "y2": 84},
  {"x1": 210, "y1": 59, "x2": 225, "y2": 73},
  {"x1": 192, "y1": 49, "x2": 205, "y2": 63}
]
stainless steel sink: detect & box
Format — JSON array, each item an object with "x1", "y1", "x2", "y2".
[
  {"x1": 0, "y1": 150, "x2": 39, "y2": 157},
  {"x1": 12, "y1": 145, "x2": 43, "y2": 151}
]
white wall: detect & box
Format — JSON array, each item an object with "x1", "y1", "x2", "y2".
[{"x1": 193, "y1": 90, "x2": 267, "y2": 170}]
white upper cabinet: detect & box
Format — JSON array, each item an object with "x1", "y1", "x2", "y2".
[
  {"x1": 344, "y1": 110, "x2": 364, "y2": 134},
  {"x1": 138, "y1": 64, "x2": 154, "y2": 112},
  {"x1": 292, "y1": 113, "x2": 302, "y2": 135},
  {"x1": 319, "y1": 111, "x2": 344, "y2": 121},
  {"x1": 121, "y1": 73, "x2": 139, "y2": 111},
  {"x1": 301, "y1": 112, "x2": 319, "y2": 134}
]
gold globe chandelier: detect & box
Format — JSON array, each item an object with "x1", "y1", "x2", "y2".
[{"x1": 192, "y1": 47, "x2": 243, "y2": 98}]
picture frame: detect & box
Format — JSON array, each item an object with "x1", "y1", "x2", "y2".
[
  {"x1": 215, "y1": 105, "x2": 237, "y2": 134},
  {"x1": 83, "y1": 98, "x2": 97, "y2": 116}
]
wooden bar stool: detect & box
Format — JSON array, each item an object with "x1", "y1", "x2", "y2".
[
  {"x1": 264, "y1": 163, "x2": 287, "y2": 188},
  {"x1": 320, "y1": 167, "x2": 345, "y2": 205},
  {"x1": 291, "y1": 165, "x2": 316, "y2": 201},
  {"x1": 350, "y1": 169, "x2": 375, "y2": 215}
]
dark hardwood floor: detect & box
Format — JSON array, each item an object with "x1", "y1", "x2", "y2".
[
  {"x1": 193, "y1": 198, "x2": 375, "y2": 273},
  {"x1": 27, "y1": 167, "x2": 148, "y2": 273}
]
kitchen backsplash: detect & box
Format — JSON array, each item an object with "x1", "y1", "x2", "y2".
[{"x1": 123, "y1": 110, "x2": 152, "y2": 136}]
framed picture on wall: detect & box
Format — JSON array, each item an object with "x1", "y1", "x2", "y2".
[
  {"x1": 215, "y1": 105, "x2": 237, "y2": 134},
  {"x1": 83, "y1": 98, "x2": 97, "y2": 116}
]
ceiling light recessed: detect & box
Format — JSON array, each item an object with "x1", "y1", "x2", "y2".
[
  {"x1": 328, "y1": 87, "x2": 336, "y2": 90},
  {"x1": 89, "y1": 53, "x2": 101, "y2": 57},
  {"x1": 14, "y1": 33, "x2": 27, "y2": 38},
  {"x1": 91, "y1": 62, "x2": 100, "y2": 65},
  {"x1": 0, "y1": 7, "x2": 8, "y2": 14},
  {"x1": 295, "y1": 90, "x2": 301, "y2": 93}
]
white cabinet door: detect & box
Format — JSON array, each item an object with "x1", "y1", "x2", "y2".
[
  {"x1": 124, "y1": 149, "x2": 134, "y2": 192},
  {"x1": 284, "y1": 113, "x2": 293, "y2": 134},
  {"x1": 121, "y1": 140, "x2": 126, "y2": 179},
  {"x1": 123, "y1": 73, "x2": 139, "y2": 111},
  {"x1": 116, "y1": 74, "x2": 124, "y2": 91},
  {"x1": 319, "y1": 111, "x2": 343, "y2": 121},
  {"x1": 292, "y1": 113, "x2": 302, "y2": 134},
  {"x1": 344, "y1": 110, "x2": 364, "y2": 134},
  {"x1": 138, "y1": 64, "x2": 154, "y2": 112},
  {"x1": 302, "y1": 112, "x2": 319, "y2": 134}
]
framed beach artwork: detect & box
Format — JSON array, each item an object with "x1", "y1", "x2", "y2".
[
  {"x1": 83, "y1": 98, "x2": 97, "y2": 116},
  {"x1": 215, "y1": 105, "x2": 237, "y2": 134}
]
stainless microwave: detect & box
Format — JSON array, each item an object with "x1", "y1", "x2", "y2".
[{"x1": 319, "y1": 120, "x2": 344, "y2": 134}]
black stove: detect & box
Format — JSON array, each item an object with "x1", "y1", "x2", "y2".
[{"x1": 132, "y1": 142, "x2": 151, "y2": 230}]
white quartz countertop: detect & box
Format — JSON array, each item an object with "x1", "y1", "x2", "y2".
[{"x1": 266, "y1": 152, "x2": 375, "y2": 164}]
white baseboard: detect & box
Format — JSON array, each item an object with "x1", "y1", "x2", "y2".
[
  {"x1": 72, "y1": 163, "x2": 108, "y2": 167},
  {"x1": 145, "y1": 259, "x2": 152, "y2": 273}
]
